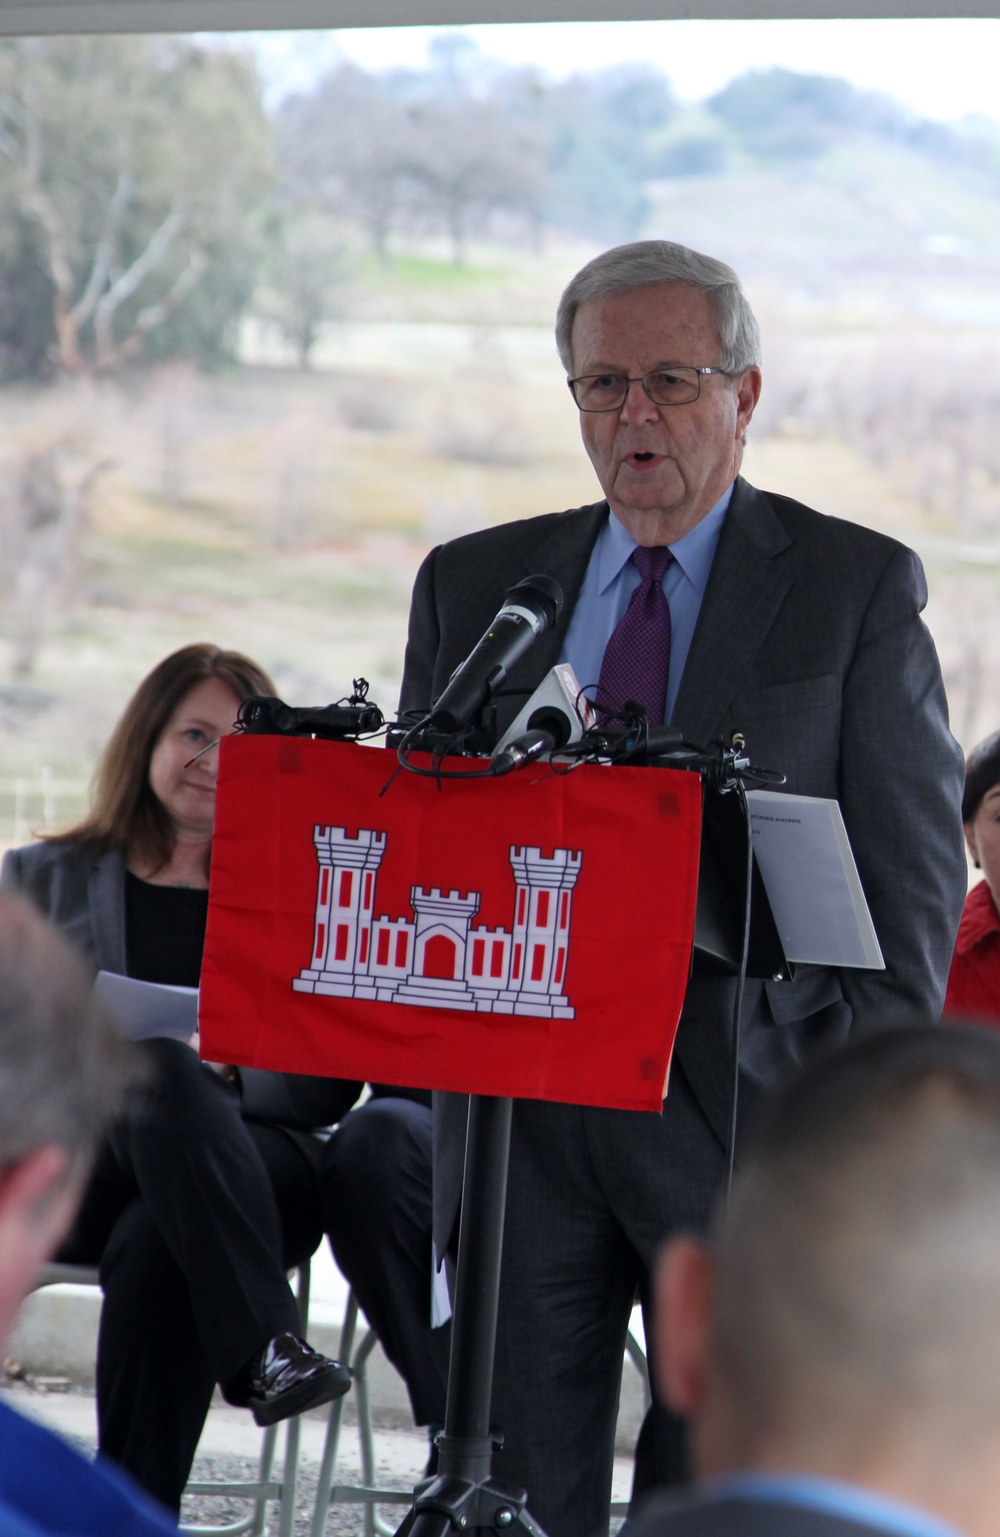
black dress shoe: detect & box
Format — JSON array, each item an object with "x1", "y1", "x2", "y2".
[{"x1": 236, "y1": 1333, "x2": 352, "y2": 1427}]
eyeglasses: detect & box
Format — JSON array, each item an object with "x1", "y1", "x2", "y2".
[{"x1": 567, "y1": 366, "x2": 730, "y2": 412}]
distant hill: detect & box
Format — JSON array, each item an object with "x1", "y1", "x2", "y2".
[
  {"x1": 276, "y1": 51, "x2": 1000, "y2": 293},
  {"x1": 644, "y1": 137, "x2": 1000, "y2": 322},
  {"x1": 642, "y1": 68, "x2": 1000, "y2": 316}
]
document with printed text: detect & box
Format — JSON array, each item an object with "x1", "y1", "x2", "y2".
[{"x1": 746, "y1": 790, "x2": 884, "y2": 970}]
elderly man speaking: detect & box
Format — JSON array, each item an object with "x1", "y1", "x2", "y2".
[{"x1": 399, "y1": 239, "x2": 967, "y2": 1537}]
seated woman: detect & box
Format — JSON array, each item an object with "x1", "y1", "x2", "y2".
[
  {"x1": 1, "y1": 643, "x2": 354, "y2": 1513},
  {"x1": 945, "y1": 729, "x2": 1000, "y2": 1025}
]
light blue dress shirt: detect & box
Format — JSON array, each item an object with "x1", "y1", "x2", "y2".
[
  {"x1": 703, "y1": 1472, "x2": 964, "y2": 1537},
  {"x1": 557, "y1": 487, "x2": 732, "y2": 724}
]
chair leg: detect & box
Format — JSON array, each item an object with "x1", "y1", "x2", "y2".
[
  {"x1": 309, "y1": 1288, "x2": 415, "y2": 1537},
  {"x1": 181, "y1": 1260, "x2": 312, "y2": 1537},
  {"x1": 351, "y1": 1330, "x2": 382, "y2": 1537},
  {"x1": 274, "y1": 1261, "x2": 312, "y2": 1537},
  {"x1": 309, "y1": 1290, "x2": 359, "y2": 1537},
  {"x1": 625, "y1": 1326, "x2": 652, "y2": 1412}
]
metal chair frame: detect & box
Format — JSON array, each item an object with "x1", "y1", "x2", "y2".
[
  {"x1": 309, "y1": 1289, "x2": 411, "y2": 1537},
  {"x1": 611, "y1": 1326, "x2": 652, "y2": 1520},
  {"x1": 31, "y1": 1259, "x2": 313, "y2": 1537},
  {"x1": 308, "y1": 1293, "x2": 650, "y2": 1535}
]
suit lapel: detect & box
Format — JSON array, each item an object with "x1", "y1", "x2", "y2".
[
  {"x1": 88, "y1": 847, "x2": 127, "y2": 974},
  {"x1": 672, "y1": 478, "x2": 793, "y2": 746}
]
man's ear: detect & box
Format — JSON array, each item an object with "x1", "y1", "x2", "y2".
[
  {"x1": 655, "y1": 1236, "x2": 716, "y2": 1418},
  {"x1": 735, "y1": 367, "x2": 762, "y2": 438},
  {"x1": 0, "y1": 1145, "x2": 77, "y2": 1253}
]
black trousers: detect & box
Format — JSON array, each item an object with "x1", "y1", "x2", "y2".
[
  {"x1": 487, "y1": 1065, "x2": 725, "y2": 1537},
  {"x1": 321, "y1": 1097, "x2": 449, "y2": 1428},
  {"x1": 58, "y1": 1039, "x2": 323, "y2": 1513}
]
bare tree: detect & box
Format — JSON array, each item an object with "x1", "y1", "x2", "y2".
[
  {"x1": 398, "y1": 97, "x2": 545, "y2": 265},
  {"x1": 278, "y1": 66, "x2": 411, "y2": 265},
  {"x1": 265, "y1": 212, "x2": 353, "y2": 368},
  {"x1": 278, "y1": 60, "x2": 547, "y2": 266},
  {"x1": 0, "y1": 423, "x2": 109, "y2": 676}
]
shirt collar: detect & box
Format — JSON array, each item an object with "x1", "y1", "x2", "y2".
[
  {"x1": 702, "y1": 1472, "x2": 964, "y2": 1537},
  {"x1": 597, "y1": 484, "x2": 734, "y2": 597}
]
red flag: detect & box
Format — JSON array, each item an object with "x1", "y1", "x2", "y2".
[{"x1": 199, "y1": 736, "x2": 701, "y2": 1112}]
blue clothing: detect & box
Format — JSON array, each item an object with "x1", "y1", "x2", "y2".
[
  {"x1": 557, "y1": 488, "x2": 731, "y2": 722},
  {"x1": 703, "y1": 1472, "x2": 962, "y2": 1537},
  {"x1": 0, "y1": 1395, "x2": 175, "y2": 1536}
]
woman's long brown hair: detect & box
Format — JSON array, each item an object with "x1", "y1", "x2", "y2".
[{"x1": 47, "y1": 643, "x2": 275, "y2": 872}]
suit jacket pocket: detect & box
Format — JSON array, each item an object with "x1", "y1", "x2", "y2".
[
  {"x1": 731, "y1": 672, "x2": 840, "y2": 720},
  {"x1": 726, "y1": 674, "x2": 842, "y2": 795},
  {"x1": 764, "y1": 965, "x2": 846, "y2": 1024}
]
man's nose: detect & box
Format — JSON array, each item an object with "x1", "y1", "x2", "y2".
[{"x1": 619, "y1": 378, "x2": 660, "y2": 424}]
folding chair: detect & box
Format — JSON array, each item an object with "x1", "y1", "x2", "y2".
[
  {"x1": 309, "y1": 1289, "x2": 412, "y2": 1537},
  {"x1": 308, "y1": 1296, "x2": 649, "y2": 1535},
  {"x1": 31, "y1": 1259, "x2": 313, "y2": 1537}
]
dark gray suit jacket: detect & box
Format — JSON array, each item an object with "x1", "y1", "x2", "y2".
[
  {"x1": 1, "y1": 839, "x2": 362, "y2": 1130},
  {"x1": 626, "y1": 1491, "x2": 930, "y2": 1537},
  {"x1": 398, "y1": 478, "x2": 967, "y2": 1248}
]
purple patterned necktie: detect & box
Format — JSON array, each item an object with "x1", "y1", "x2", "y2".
[{"x1": 597, "y1": 545, "x2": 674, "y2": 723}]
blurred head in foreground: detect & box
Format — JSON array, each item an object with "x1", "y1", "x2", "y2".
[
  {"x1": 0, "y1": 890, "x2": 133, "y2": 1343},
  {"x1": 657, "y1": 1026, "x2": 1000, "y2": 1536}
]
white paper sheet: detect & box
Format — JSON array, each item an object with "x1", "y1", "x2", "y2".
[
  {"x1": 94, "y1": 970, "x2": 199, "y2": 1042},
  {"x1": 746, "y1": 791, "x2": 884, "y2": 970}
]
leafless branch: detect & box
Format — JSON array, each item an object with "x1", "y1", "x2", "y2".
[
  {"x1": 98, "y1": 243, "x2": 206, "y2": 370},
  {"x1": 92, "y1": 202, "x2": 187, "y2": 368},
  {"x1": 68, "y1": 170, "x2": 133, "y2": 333}
]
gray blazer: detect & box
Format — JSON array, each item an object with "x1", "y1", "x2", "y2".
[
  {"x1": 0, "y1": 838, "x2": 361, "y2": 1130},
  {"x1": 399, "y1": 477, "x2": 967, "y2": 1247},
  {"x1": 626, "y1": 1491, "x2": 921, "y2": 1537}
]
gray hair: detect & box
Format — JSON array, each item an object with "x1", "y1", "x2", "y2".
[
  {"x1": 0, "y1": 891, "x2": 134, "y2": 1171},
  {"x1": 712, "y1": 1026, "x2": 1000, "y2": 1456},
  {"x1": 555, "y1": 240, "x2": 761, "y2": 376}
]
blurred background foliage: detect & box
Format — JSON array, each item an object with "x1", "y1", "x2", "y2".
[
  {"x1": 0, "y1": 36, "x2": 273, "y2": 379},
  {"x1": 0, "y1": 28, "x2": 999, "y2": 845},
  {"x1": 0, "y1": 30, "x2": 998, "y2": 380}
]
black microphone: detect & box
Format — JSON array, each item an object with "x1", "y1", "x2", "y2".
[
  {"x1": 237, "y1": 696, "x2": 384, "y2": 739},
  {"x1": 525, "y1": 705, "x2": 576, "y2": 748},
  {"x1": 429, "y1": 575, "x2": 564, "y2": 734},
  {"x1": 491, "y1": 728, "x2": 557, "y2": 777},
  {"x1": 642, "y1": 724, "x2": 685, "y2": 754}
]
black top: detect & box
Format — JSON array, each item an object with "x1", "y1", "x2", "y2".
[
  {"x1": 124, "y1": 872, "x2": 209, "y2": 988},
  {"x1": 123, "y1": 870, "x2": 430, "y2": 1111}
]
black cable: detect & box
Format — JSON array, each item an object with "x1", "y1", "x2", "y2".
[
  {"x1": 395, "y1": 717, "x2": 504, "y2": 782},
  {"x1": 724, "y1": 779, "x2": 755, "y2": 1205}
]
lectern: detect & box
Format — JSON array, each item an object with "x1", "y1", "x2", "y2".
[{"x1": 199, "y1": 733, "x2": 778, "y2": 1536}]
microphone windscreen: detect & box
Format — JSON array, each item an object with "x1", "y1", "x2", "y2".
[
  {"x1": 527, "y1": 707, "x2": 574, "y2": 750},
  {"x1": 506, "y1": 574, "x2": 564, "y2": 628}
]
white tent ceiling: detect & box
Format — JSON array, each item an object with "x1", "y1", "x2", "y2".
[{"x1": 0, "y1": 0, "x2": 996, "y2": 33}]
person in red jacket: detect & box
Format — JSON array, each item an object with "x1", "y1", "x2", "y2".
[{"x1": 946, "y1": 730, "x2": 1000, "y2": 1024}]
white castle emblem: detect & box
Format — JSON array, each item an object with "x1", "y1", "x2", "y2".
[{"x1": 293, "y1": 827, "x2": 582, "y2": 1019}]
